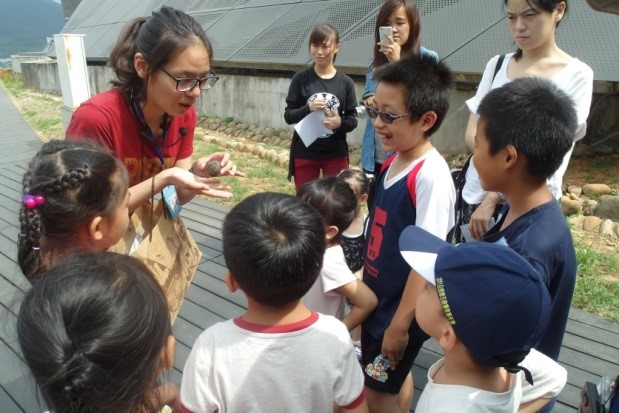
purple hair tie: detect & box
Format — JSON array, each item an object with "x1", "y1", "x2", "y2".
[{"x1": 22, "y1": 194, "x2": 46, "y2": 209}]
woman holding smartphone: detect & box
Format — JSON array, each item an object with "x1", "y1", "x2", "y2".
[{"x1": 360, "y1": 0, "x2": 438, "y2": 207}]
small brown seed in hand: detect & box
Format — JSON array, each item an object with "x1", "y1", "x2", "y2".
[{"x1": 206, "y1": 160, "x2": 222, "y2": 177}]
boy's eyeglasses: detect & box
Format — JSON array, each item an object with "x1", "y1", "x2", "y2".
[
  {"x1": 159, "y1": 67, "x2": 219, "y2": 92},
  {"x1": 365, "y1": 106, "x2": 414, "y2": 124}
]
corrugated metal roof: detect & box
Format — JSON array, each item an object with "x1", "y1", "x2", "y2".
[{"x1": 55, "y1": 0, "x2": 619, "y2": 81}]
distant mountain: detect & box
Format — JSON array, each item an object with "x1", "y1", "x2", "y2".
[{"x1": 0, "y1": 0, "x2": 65, "y2": 58}]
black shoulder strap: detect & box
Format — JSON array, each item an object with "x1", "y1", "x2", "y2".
[{"x1": 492, "y1": 54, "x2": 506, "y2": 83}]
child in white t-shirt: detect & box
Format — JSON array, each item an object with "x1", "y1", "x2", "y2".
[
  {"x1": 181, "y1": 193, "x2": 368, "y2": 412},
  {"x1": 299, "y1": 176, "x2": 377, "y2": 331},
  {"x1": 399, "y1": 225, "x2": 567, "y2": 413}
]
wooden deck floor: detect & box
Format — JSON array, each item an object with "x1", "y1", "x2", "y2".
[{"x1": 0, "y1": 86, "x2": 617, "y2": 412}]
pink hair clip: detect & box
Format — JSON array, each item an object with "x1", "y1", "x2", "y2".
[{"x1": 21, "y1": 194, "x2": 46, "y2": 209}]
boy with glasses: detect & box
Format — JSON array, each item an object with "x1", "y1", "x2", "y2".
[{"x1": 360, "y1": 54, "x2": 455, "y2": 413}]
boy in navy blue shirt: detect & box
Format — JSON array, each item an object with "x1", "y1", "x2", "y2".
[{"x1": 473, "y1": 77, "x2": 577, "y2": 365}]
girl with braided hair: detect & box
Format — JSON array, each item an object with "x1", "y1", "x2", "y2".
[
  {"x1": 17, "y1": 252, "x2": 177, "y2": 412},
  {"x1": 19, "y1": 140, "x2": 130, "y2": 282}
]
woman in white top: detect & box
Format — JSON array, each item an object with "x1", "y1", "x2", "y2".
[{"x1": 464, "y1": 0, "x2": 593, "y2": 240}]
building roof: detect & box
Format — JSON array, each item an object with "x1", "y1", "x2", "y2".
[{"x1": 56, "y1": 0, "x2": 619, "y2": 81}]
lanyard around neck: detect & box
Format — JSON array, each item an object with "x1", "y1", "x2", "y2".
[{"x1": 131, "y1": 97, "x2": 170, "y2": 166}]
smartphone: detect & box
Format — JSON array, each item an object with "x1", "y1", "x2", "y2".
[{"x1": 379, "y1": 26, "x2": 393, "y2": 44}]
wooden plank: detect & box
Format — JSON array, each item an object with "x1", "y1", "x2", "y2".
[
  {"x1": 569, "y1": 307, "x2": 619, "y2": 334},
  {"x1": 0, "y1": 277, "x2": 23, "y2": 310},
  {"x1": 0, "y1": 337, "x2": 41, "y2": 413},
  {"x1": 191, "y1": 269, "x2": 247, "y2": 309},
  {"x1": 180, "y1": 215, "x2": 223, "y2": 240},
  {"x1": 561, "y1": 331, "x2": 619, "y2": 365},
  {"x1": 190, "y1": 196, "x2": 232, "y2": 214},
  {"x1": 175, "y1": 299, "x2": 226, "y2": 332},
  {"x1": 0, "y1": 254, "x2": 30, "y2": 294},
  {"x1": 0, "y1": 386, "x2": 23, "y2": 413},
  {"x1": 173, "y1": 340, "x2": 192, "y2": 375},
  {"x1": 565, "y1": 318, "x2": 619, "y2": 350},
  {"x1": 0, "y1": 168, "x2": 25, "y2": 189},
  {"x1": 0, "y1": 216, "x2": 13, "y2": 233},
  {"x1": 184, "y1": 284, "x2": 245, "y2": 321},
  {"x1": 172, "y1": 317, "x2": 205, "y2": 350},
  {"x1": 559, "y1": 346, "x2": 618, "y2": 378},
  {"x1": 0, "y1": 193, "x2": 21, "y2": 217},
  {"x1": 182, "y1": 203, "x2": 228, "y2": 226}
]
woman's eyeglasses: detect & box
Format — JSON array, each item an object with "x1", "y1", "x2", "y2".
[
  {"x1": 159, "y1": 67, "x2": 219, "y2": 92},
  {"x1": 365, "y1": 106, "x2": 414, "y2": 124}
]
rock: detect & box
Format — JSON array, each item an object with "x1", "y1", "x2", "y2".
[
  {"x1": 599, "y1": 219, "x2": 614, "y2": 237},
  {"x1": 266, "y1": 149, "x2": 277, "y2": 162},
  {"x1": 570, "y1": 215, "x2": 586, "y2": 227},
  {"x1": 572, "y1": 144, "x2": 594, "y2": 157},
  {"x1": 582, "y1": 183, "x2": 612, "y2": 196},
  {"x1": 592, "y1": 144, "x2": 614, "y2": 155},
  {"x1": 615, "y1": 223, "x2": 619, "y2": 238},
  {"x1": 561, "y1": 198, "x2": 582, "y2": 216},
  {"x1": 596, "y1": 195, "x2": 619, "y2": 221},
  {"x1": 567, "y1": 185, "x2": 582, "y2": 197},
  {"x1": 277, "y1": 153, "x2": 289, "y2": 165},
  {"x1": 568, "y1": 193, "x2": 580, "y2": 201},
  {"x1": 582, "y1": 199, "x2": 599, "y2": 216},
  {"x1": 205, "y1": 160, "x2": 221, "y2": 177},
  {"x1": 349, "y1": 154, "x2": 361, "y2": 168},
  {"x1": 583, "y1": 216, "x2": 602, "y2": 232}
]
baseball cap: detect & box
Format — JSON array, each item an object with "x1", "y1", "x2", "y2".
[{"x1": 399, "y1": 226, "x2": 551, "y2": 381}]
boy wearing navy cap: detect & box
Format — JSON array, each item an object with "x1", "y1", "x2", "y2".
[{"x1": 399, "y1": 225, "x2": 567, "y2": 413}]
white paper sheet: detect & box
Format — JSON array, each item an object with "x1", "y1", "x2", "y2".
[{"x1": 294, "y1": 111, "x2": 333, "y2": 147}]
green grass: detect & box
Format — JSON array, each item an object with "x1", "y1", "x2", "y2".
[
  {"x1": 572, "y1": 241, "x2": 619, "y2": 321},
  {"x1": 0, "y1": 70, "x2": 26, "y2": 96}
]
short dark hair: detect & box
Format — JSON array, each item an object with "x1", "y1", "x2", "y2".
[
  {"x1": 298, "y1": 176, "x2": 357, "y2": 245},
  {"x1": 17, "y1": 252, "x2": 171, "y2": 413},
  {"x1": 477, "y1": 77, "x2": 577, "y2": 180},
  {"x1": 373, "y1": 54, "x2": 454, "y2": 137},
  {"x1": 222, "y1": 192, "x2": 325, "y2": 307}
]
